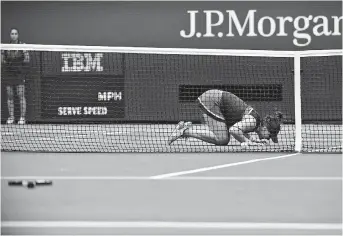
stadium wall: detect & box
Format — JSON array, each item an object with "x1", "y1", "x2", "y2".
[
  {"x1": 1, "y1": 53, "x2": 341, "y2": 123},
  {"x1": 1, "y1": 1, "x2": 342, "y2": 50},
  {"x1": 1, "y1": 1, "x2": 342, "y2": 123}
]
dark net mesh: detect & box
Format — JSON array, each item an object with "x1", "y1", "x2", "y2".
[
  {"x1": 301, "y1": 56, "x2": 342, "y2": 152},
  {"x1": 1, "y1": 48, "x2": 341, "y2": 152}
]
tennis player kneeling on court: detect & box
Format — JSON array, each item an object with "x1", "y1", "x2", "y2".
[{"x1": 168, "y1": 89, "x2": 283, "y2": 148}]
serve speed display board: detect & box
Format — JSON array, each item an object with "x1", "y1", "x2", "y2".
[{"x1": 41, "y1": 52, "x2": 125, "y2": 120}]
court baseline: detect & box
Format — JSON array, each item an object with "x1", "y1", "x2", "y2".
[
  {"x1": 151, "y1": 153, "x2": 300, "y2": 179},
  {"x1": 2, "y1": 221, "x2": 341, "y2": 230},
  {"x1": 1, "y1": 176, "x2": 341, "y2": 181}
]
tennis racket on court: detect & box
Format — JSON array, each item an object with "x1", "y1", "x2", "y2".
[{"x1": 8, "y1": 180, "x2": 52, "y2": 188}]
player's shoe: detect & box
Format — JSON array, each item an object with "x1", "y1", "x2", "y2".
[
  {"x1": 6, "y1": 117, "x2": 14, "y2": 124},
  {"x1": 168, "y1": 121, "x2": 185, "y2": 145},
  {"x1": 168, "y1": 121, "x2": 192, "y2": 145},
  {"x1": 18, "y1": 117, "x2": 26, "y2": 125},
  {"x1": 182, "y1": 122, "x2": 193, "y2": 141}
]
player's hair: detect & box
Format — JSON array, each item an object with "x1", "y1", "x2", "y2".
[
  {"x1": 274, "y1": 111, "x2": 283, "y2": 120},
  {"x1": 262, "y1": 111, "x2": 283, "y2": 127},
  {"x1": 10, "y1": 27, "x2": 19, "y2": 34}
]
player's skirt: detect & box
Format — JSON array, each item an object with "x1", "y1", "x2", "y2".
[
  {"x1": 197, "y1": 89, "x2": 261, "y2": 130},
  {"x1": 2, "y1": 63, "x2": 27, "y2": 86},
  {"x1": 197, "y1": 89, "x2": 226, "y2": 122}
]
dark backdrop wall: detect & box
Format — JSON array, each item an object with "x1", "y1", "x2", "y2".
[
  {"x1": 1, "y1": 1, "x2": 342, "y2": 50},
  {"x1": 1, "y1": 2, "x2": 342, "y2": 123}
]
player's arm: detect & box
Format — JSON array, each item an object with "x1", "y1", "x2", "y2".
[
  {"x1": 23, "y1": 44, "x2": 30, "y2": 63},
  {"x1": 23, "y1": 51, "x2": 29, "y2": 63},
  {"x1": 243, "y1": 133, "x2": 267, "y2": 144},
  {"x1": 243, "y1": 133, "x2": 255, "y2": 142},
  {"x1": 1, "y1": 50, "x2": 6, "y2": 64},
  {"x1": 229, "y1": 114, "x2": 257, "y2": 143}
]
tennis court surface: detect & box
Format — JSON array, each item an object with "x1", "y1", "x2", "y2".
[
  {"x1": 1, "y1": 151, "x2": 342, "y2": 235},
  {"x1": 1, "y1": 43, "x2": 342, "y2": 235}
]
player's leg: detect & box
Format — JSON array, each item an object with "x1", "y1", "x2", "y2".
[
  {"x1": 185, "y1": 89, "x2": 229, "y2": 145},
  {"x1": 168, "y1": 121, "x2": 192, "y2": 145},
  {"x1": 168, "y1": 89, "x2": 228, "y2": 145},
  {"x1": 16, "y1": 84, "x2": 26, "y2": 124},
  {"x1": 183, "y1": 113, "x2": 229, "y2": 145},
  {"x1": 229, "y1": 114, "x2": 257, "y2": 143},
  {"x1": 6, "y1": 86, "x2": 15, "y2": 124}
]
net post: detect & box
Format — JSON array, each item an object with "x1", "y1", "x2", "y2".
[{"x1": 294, "y1": 53, "x2": 302, "y2": 152}]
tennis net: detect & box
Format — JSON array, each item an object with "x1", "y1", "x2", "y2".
[{"x1": 1, "y1": 44, "x2": 342, "y2": 153}]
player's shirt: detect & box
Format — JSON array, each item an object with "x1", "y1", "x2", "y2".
[
  {"x1": 2, "y1": 40, "x2": 27, "y2": 86},
  {"x1": 198, "y1": 90, "x2": 260, "y2": 130},
  {"x1": 3, "y1": 40, "x2": 25, "y2": 71},
  {"x1": 220, "y1": 91, "x2": 249, "y2": 127},
  {"x1": 197, "y1": 89, "x2": 225, "y2": 121}
]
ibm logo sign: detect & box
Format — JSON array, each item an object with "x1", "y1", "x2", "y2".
[{"x1": 61, "y1": 53, "x2": 103, "y2": 72}]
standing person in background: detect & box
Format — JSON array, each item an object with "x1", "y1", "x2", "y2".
[{"x1": 2, "y1": 28, "x2": 29, "y2": 124}]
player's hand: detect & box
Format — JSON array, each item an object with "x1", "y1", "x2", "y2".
[
  {"x1": 249, "y1": 137, "x2": 258, "y2": 143},
  {"x1": 23, "y1": 54, "x2": 30, "y2": 64},
  {"x1": 259, "y1": 139, "x2": 268, "y2": 144},
  {"x1": 241, "y1": 140, "x2": 259, "y2": 147},
  {"x1": 250, "y1": 137, "x2": 267, "y2": 145},
  {"x1": 240, "y1": 142, "x2": 249, "y2": 148},
  {"x1": 241, "y1": 140, "x2": 265, "y2": 148}
]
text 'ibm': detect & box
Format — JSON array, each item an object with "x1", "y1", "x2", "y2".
[{"x1": 61, "y1": 53, "x2": 103, "y2": 72}]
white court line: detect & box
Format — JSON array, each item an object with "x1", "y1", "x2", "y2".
[
  {"x1": 150, "y1": 153, "x2": 300, "y2": 179},
  {"x1": 1, "y1": 176, "x2": 341, "y2": 181},
  {"x1": 1, "y1": 221, "x2": 341, "y2": 230}
]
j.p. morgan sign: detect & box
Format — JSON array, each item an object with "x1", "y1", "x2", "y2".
[{"x1": 180, "y1": 10, "x2": 342, "y2": 47}]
